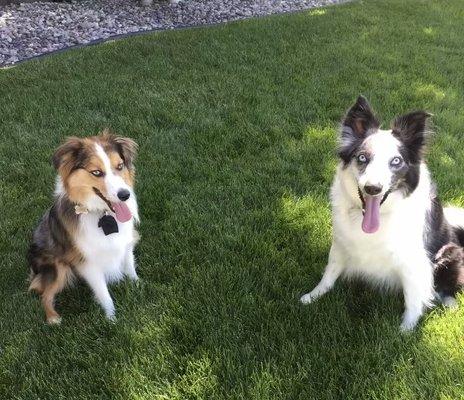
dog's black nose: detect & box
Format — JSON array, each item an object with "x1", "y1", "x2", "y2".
[
  {"x1": 117, "y1": 189, "x2": 130, "y2": 201},
  {"x1": 364, "y1": 184, "x2": 383, "y2": 196}
]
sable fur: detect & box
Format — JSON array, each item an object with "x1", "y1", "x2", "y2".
[{"x1": 28, "y1": 130, "x2": 139, "y2": 324}]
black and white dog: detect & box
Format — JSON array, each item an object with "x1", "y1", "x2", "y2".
[{"x1": 300, "y1": 96, "x2": 464, "y2": 331}]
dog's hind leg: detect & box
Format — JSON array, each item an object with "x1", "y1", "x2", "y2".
[
  {"x1": 300, "y1": 244, "x2": 344, "y2": 304},
  {"x1": 40, "y1": 263, "x2": 70, "y2": 325}
]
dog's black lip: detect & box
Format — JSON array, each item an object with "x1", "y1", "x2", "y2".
[
  {"x1": 357, "y1": 187, "x2": 391, "y2": 214},
  {"x1": 92, "y1": 187, "x2": 115, "y2": 212}
]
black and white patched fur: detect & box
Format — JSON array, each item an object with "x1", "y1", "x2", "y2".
[{"x1": 300, "y1": 96, "x2": 464, "y2": 331}]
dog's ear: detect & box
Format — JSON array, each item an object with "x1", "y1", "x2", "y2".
[
  {"x1": 113, "y1": 136, "x2": 138, "y2": 168},
  {"x1": 338, "y1": 96, "x2": 379, "y2": 164},
  {"x1": 342, "y1": 96, "x2": 379, "y2": 138},
  {"x1": 101, "y1": 129, "x2": 138, "y2": 168},
  {"x1": 52, "y1": 137, "x2": 84, "y2": 172},
  {"x1": 391, "y1": 111, "x2": 432, "y2": 163}
]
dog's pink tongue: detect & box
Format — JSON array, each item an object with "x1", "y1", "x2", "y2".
[
  {"x1": 112, "y1": 202, "x2": 132, "y2": 223},
  {"x1": 362, "y1": 195, "x2": 381, "y2": 234}
]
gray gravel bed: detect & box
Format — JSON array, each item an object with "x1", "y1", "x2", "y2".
[{"x1": 0, "y1": 0, "x2": 348, "y2": 67}]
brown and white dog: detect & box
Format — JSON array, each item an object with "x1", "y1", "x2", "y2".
[{"x1": 28, "y1": 130, "x2": 139, "y2": 324}]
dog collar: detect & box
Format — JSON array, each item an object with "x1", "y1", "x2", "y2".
[
  {"x1": 73, "y1": 201, "x2": 119, "y2": 235},
  {"x1": 357, "y1": 187, "x2": 391, "y2": 212}
]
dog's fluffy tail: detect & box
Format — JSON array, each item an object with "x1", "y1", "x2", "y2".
[
  {"x1": 434, "y1": 243, "x2": 464, "y2": 300},
  {"x1": 433, "y1": 207, "x2": 464, "y2": 301}
]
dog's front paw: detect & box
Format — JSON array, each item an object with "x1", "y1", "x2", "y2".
[
  {"x1": 106, "y1": 313, "x2": 116, "y2": 322},
  {"x1": 399, "y1": 321, "x2": 415, "y2": 333},
  {"x1": 104, "y1": 305, "x2": 116, "y2": 322},
  {"x1": 400, "y1": 315, "x2": 419, "y2": 333},
  {"x1": 47, "y1": 315, "x2": 62, "y2": 325},
  {"x1": 400, "y1": 308, "x2": 423, "y2": 332},
  {"x1": 300, "y1": 293, "x2": 314, "y2": 305},
  {"x1": 127, "y1": 272, "x2": 139, "y2": 282}
]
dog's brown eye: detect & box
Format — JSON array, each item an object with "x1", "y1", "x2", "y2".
[
  {"x1": 116, "y1": 163, "x2": 124, "y2": 171},
  {"x1": 91, "y1": 170, "x2": 104, "y2": 177}
]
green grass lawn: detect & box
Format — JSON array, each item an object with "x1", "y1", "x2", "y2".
[{"x1": 2, "y1": 0, "x2": 464, "y2": 398}]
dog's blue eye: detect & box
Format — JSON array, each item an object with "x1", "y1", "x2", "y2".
[
  {"x1": 357, "y1": 154, "x2": 368, "y2": 163},
  {"x1": 91, "y1": 170, "x2": 104, "y2": 177},
  {"x1": 390, "y1": 157, "x2": 402, "y2": 167}
]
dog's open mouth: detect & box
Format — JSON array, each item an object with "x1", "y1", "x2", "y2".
[
  {"x1": 357, "y1": 188, "x2": 390, "y2": 234},
  {"x1": 93, "y1": 187, "x2": 132, "y2": 223}
]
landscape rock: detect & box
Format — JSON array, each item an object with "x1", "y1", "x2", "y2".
[{"x1": 0, "y1": 0, "x2": 348, "y2": 67}]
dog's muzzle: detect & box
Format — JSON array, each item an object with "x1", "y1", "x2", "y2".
[{"x1": 357, "y1": 187, "x2": 391, "y2": 213}]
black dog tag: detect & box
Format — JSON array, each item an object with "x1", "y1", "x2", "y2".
[{"x1": 98, "y1": 215, "x2": 119, "y2": 235}]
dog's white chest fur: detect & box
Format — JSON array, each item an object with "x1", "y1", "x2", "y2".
[
  {"x1": 332, "y1": 166, "x2": 431, "y2": 288},
  {"x1": 75, "y1": 213, "x2": 134, "y2": 282},
  {"x1": 331, "y1": 164, "x2": 432, "y2": 287}
]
